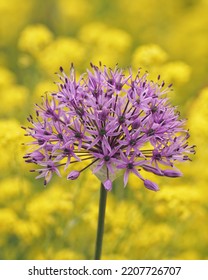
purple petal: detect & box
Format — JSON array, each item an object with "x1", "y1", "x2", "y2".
[
  {"x1": 142, "y1": 164, "x2": 164, "y2": 176},
  {"x1": 123, "y1": 170, "x2": 129, "y2": 187},
  {"x1": 44, "y1": 171, "x2": 52, "y2": 186},
  {"x1": 144, "y1": 179, "x2": 160, "y2": 192}
]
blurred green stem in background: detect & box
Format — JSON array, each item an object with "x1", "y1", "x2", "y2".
[{"x1": 94, "y1": 183, "x2": 108, "y2": 260}]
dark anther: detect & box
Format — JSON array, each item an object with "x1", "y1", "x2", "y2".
[
  {"x1": 99, "y1": 128, "x2": 106, "y2": 136},
  {"x1": 44, "y1": 131, "x2": 51, "y2": 135},
  {"x1": 108, "y1": 79, "x2": 114, "y2": 85},
  {"x1": 75, "y1": 132, "x2": 82, "y2": 139},
  {"x1": 127, "y1": 163, "x2": 134, "y2": 169},
  {"x1": 46, "y1": 109, "x2": 52, "y2": 115},
  {"x1": 151, "y1": 106, "x2": 157, "y2": 113},
  {"x1": 118, "y1": 115, "x2": 125, "y2": 124},
  {"x1": 154, "y1": 153, "x2": 161, "y2": 160},
  {"x1": 147, "y1": 128, "x2": 155, "y2": 136},
  {"x1": 38, "y1": 139, "x2": 45, "y2": 145},
  {"x1": 57, "y1": 133, "x2": 63, "y2": 140},
  {"x1": 93, "y1": 89, "x2": 99, "y2": 96},
  {"x1": 116, "y1": 82, "x2": 123, "y2": 91},
  {"x1": 129, "y1": 139, "x2": 136, "y2": 146},
  {"x1": 136, "y1": 98, "x2": 140, "y2": 104},
  {"x1": 75, "y1": 107, "x2": 84, "y2": 116},
  {"x1": 183, "y1": 155, "x2": 190, "y2": 161},
  {"x1": 104, "y1": 155, "x2": 110, "y2": 162}
]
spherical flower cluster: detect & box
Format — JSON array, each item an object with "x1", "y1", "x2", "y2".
[{"x1": 23, "y1": 63, "x2": 195, "y2": 191}]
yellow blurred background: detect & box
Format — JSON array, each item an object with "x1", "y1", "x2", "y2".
[{"x1": 0, "y1": 0, "x2": 208, "y2": 260}]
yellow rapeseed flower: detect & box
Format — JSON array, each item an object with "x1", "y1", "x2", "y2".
[
  {"x1": 187, "y1": 87, "x2": 208, "y2": 181},
  {"x1": 0, "y1": 177, "x2": 30, "y2": 202},
  {"x1": 38, "y1": 37, "x2": 85, "y2": 75},
  {"x1": 0, "y1": 67, "x2": 16, "y2": 87},
  {"x1": 18, "y1": 24, "x2": 54, "y2": 57},
  {"x1": 33, "y1": 80, "x2": 57, "y2": 102},
  {"x1": 58, "y1": 0, "x2": 93, "y2": 22},
  {"x1": 78, "y1": 22, "x2": 132, "y2": 66},
  {"x1": 188, "y1": 87, "x2": 208, "y2": 141},
  {"x1": 26, "y1": 186, "x2": 73, "y2": 227},
  {"x1": 132, "y1": 44, "x2": 168, "y2": 69},
  {"x1": 0, "y1": 208, "x2": 18, "y2": 235},
  {"x1": 0, "y1": 119, "x2": 26, "y2": 172},
  {"x1": 0, "y1": 67, "x2": 28, "y2": 116},
  {"x1": 0, "y1": 85, "x2": 28, "y2": 116},
  {"x1": 53, "y1": 249, "x2": 84, "y2": 260},
  {"x1": 160, "y1": 61, "x2": 191, "y2": 85},
  {"x1": 0, "y1": 0, "x2": 34, "y2": 46}
]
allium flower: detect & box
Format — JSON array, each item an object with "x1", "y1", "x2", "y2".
[{"x1": 23, "y1": 63, "x2": 195, "y2": 190}]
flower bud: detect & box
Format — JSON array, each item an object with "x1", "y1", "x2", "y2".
[
  {"x1": 67, "y1": 170, "x2": 80, "y2": 180},
  {"x1": 144, "y1": 179, "x2": 159, "y2": 192},
  {"x1": 163, "y1": 169, "x2": 183, "y2": 177},
  {"x1": 103, "y1": 179, "x2": 112, "y2": 191}
]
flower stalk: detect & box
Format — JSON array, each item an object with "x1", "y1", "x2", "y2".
[{"x1": 94, "y1": 183, "x2": 108, "y2": 260}]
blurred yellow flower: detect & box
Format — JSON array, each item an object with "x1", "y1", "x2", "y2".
[
  {"x1": 58, "y1": 0, "x2": 94, "y2": 22},
  {"x1": 188, "y1": 87, "x2": 208, "y2": 141},
  {"x1": 0, "y1": 177, "x2": 30, "y2": 202},
  {"x1": 0, "y1": 208, "x2": 18, "y2": 234},
  {"x1": 38, "y1": 37, "x2": 85, "y2": 75},
  {"x1": 0, "y1": 0, "x2": 34, "y2": 45},
  {"x1": 0, "y1": 67, "x2": 28, "y2": 116},
  {"x1": 15, "y1": 220, "x2": 41, "y2": 242},
  {"x1": 0, "y1": 67, "x2": 16, "y2": 86},
  {"x1": 0, "y1": 119, "x2": 25, "y2": 172},
  {"x1": 154, "y1": 185, "x2": 202, "y2": 220},
  {"x1": 138, "y1": 223, "x2": 173, "y2": 248},
  {"x1": 0, "y1": 85, "x2": 28, "y2": 116},
  {"x1": 78, "y1": 22, "x2": 107, "y2": 45},
  {"x1": 160, "y1": 61, "x2": 191, "y2": 85},
  {"x1": 78, "y1": 22, "x2": 132, "y2": 66},
  {"x1": 53, "y1": 249, "x2": 84, "y2": 260},
  {"x1": 33, "y1": 80, "x2": 57, "y2": 101},
  {"x1": 187, "y1": 87, "x2": 208, "y2": 181},
  {"x1": 18, "y1": 24, "x2": 54, "y2": 57},
  {"x1": 80, "y1": 23, "x2": 131, "y2": 52},
  {"x1": 27, "y1": 186, "x2": 73, "y2": 227},
  {"x1": 132, "y1": 44, "x2": 168, "y2": 69}
]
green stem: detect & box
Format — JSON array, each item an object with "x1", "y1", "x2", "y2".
[{"x1": 94, "y1": 183, "x2": 108, "y2": 260}]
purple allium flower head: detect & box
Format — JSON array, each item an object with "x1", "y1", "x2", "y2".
[{"x1": 23, "y1": 63, "x2": 195, "y2": 191}]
